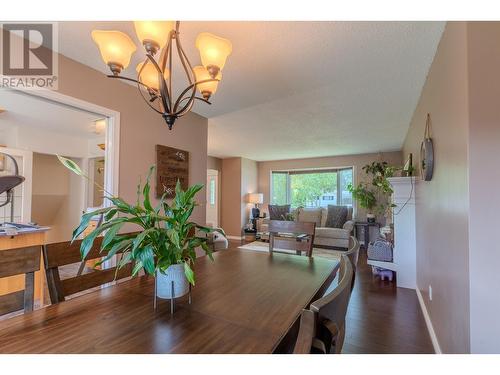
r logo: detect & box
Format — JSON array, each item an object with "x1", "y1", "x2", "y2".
[{"x1": 2, "y1": 23, "x2": 53, "y2": 76}]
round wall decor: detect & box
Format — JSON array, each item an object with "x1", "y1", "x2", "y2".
[{"x1": 420, "y1": 114, "x2": 434, "y2": 181}]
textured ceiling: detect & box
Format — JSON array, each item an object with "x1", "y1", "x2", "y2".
[{"x1": 57, "y1": 21, "x2": 445, "y2": 161}]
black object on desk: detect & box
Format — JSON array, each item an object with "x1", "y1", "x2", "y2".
[{"x1": 354, "y1": 221, "x2": 380, "y2": 249}]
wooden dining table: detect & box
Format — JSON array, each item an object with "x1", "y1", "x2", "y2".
[{"x1": 0, "y1": 247, "x2": 339, "y2": 354}]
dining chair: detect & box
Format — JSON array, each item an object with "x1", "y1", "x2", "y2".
[
  {"x1": 293, "y1": 309, "x2": 317, "y2": 354},
  {"x1": 0, "y1": 245, "x2": 40, "y2": 317},
  {"x1": 268, "y1": 220, "x2": 316, "y2": 257},
  {"x1": 343, "y1": 236, "x2": 360, "y2": 291},
  {"x1": 43, "y1": 236, "x2": 133, "y2": 304},
  {"x1": 310, "y1": 255, "x2": 354, "y2": 354}
]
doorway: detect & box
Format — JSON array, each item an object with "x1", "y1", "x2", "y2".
[
  {"x1": 206, "y1": 169, "x2": 219, "y2": 228},
  {"x1": 0, "y1": 89, "x2": 119, "y2": 240}
]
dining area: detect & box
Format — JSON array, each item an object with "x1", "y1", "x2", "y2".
[{"x1": 0, "y1": 222, "x2": 360, "y2": 354}]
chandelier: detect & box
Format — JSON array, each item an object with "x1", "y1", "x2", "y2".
[{"x1": 91, "y1": 21, "x2": 232, "y2": 129}]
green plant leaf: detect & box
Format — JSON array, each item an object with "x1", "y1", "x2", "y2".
[
  {"x1": 184, "y1": 262, "x2": 195, "y2": 285},
  {"x1": 131, "y1": 260, "x2": 143, "y2": 276},
  {"x1": 102, "y1": 222, "x2": 125, "y2": 250},
  {"x1": 118, "y1": 251, "x2": 133, "y2": 269},
  {"x1": 143, "y1": 166, "x2": 155, "y2": 212},
  {"x1": 166, "y1": 228, "x2": 180, "y2": 248},
  {"x1": 72, "y1": 207, "x2": 113, "y2": 241},
  {"x1": 57, "y1": 155, "x2": 84, "y2": 176},
  {"x1": 201, "y1": 241, "x2": 213, "y2": 261},
  {"x1": 138, "y1": 244, "x2": 155, "y2": 275}
]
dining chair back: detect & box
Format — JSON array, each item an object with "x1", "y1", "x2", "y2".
[
  {"x1": 43, "y1": 237, "x2": 132, "y2": 304},
  {"x1": 0, "y1": 245, "x2": 40, "y2": 316},
  {"x1": 293, "y1": 309, "x2": 317, "y2": 354},
  {"x1": 310, "y1": 255, "x2": 353, "y2": 353},
  {"x1": 268, "y1": 220, "x2": 316, "y2": 257},
  {"x1": 342, "y1": 236, "x2": 360, "y2": 291}
]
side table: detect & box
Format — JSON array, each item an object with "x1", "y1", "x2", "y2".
[
  {"x1": 354, "y1": 221, "x2": 380, "y2": 249},
  {"x1": 243, "y1": 228, "x2": 257, "y2": 242}
]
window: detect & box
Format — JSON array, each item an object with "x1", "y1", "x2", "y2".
[
  {"x1": 209, "y1": 178, "x2": 216, "y2": 206},
  {"x1": 270, "y1": 168, "x2": 353, "y2": 209}
]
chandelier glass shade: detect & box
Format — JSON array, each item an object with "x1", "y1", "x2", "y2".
[{"x1": 92, "y1": 21, "x2": 232, "y2": 129}]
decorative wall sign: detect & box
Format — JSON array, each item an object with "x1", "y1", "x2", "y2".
[
  {"x1": 420, "y1": 113, "x2": 434, "y2": 181},
  {"x1": 156, "y1": 145, "x2": 189, "y2": 198}
]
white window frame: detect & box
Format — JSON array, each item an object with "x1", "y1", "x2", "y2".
[{"x1": 270, "y1": 167, "x2": 354, "y2": 208}]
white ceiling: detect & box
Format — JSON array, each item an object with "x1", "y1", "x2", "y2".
[
  {"x1": 57, "y1": 21, "x2": 445, "y2": 161},
  {"x1": 0, "y1": 90, "x2": 104, "y2": 139}
]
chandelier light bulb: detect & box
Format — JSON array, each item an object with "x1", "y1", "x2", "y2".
[
  {"x1": 195, "y1": 32, "x2": 232, "y2": 77},
  {"x1": 193, "y1": 66, "x2": 221, "y2": 99},
  {"x1": 136, "y1": 61, "x2": 170, "y2": 91},
  {"x1": 91, "y1": 30, "x2": 137, "y2": 75},
  {"x1": 134, "y1": 21, "x2": 175, "y2": 54}
]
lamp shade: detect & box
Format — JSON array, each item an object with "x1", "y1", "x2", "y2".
[
  {"x1": 193, "y1": 66, "x2": 221, "y2": 96},
  {"x1": 91, "y1": 30, "x2": 136, "y2": 69},
  {"x1": 195, "y1": 32, "x2": 232, "y2": 71},
  {"x1": 136, "y1": 62, "x2": 170, "y2": 91},
  {"x1": 247, "y1": 193, "x2": 263, "y2": 205},
  {"x1": 134, "y1": 21, "x2": 175, "y2": 49}
]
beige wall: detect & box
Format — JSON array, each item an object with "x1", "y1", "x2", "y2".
[
  {"x1": 31, "y1": 153, "x2": 85, "y2": 243},
  {"x1": 221, "y1": 158, "x2": 242, "y2": 237},
  {"x1": 257, "y1": 151, "x2": 402, "y2": 220},
  {"x1": 220, "y1": 157, "x2": 258, "y2": 237},
  {"x1": 56, "y1": 54, "x2": 208, "y2": 225},
  {"x1": 241, "y1": 158, "x2": 258, "y2": 230},
  {"x1": 207, "y1": 156, "x2": 222, "y2": 172},
  {"x1": 467, "y1": 22, "x2": 500, "y2": 353},
  {"x1": 403, "y1": 22, "x2": 470, "y2": 353}
]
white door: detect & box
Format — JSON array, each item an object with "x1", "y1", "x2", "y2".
[{"x1": 206, "y1": 169, "x2": 219, "y2": 228}]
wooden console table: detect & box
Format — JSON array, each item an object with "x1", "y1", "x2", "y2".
[{"x1": 0, "y1": 227, "x2": 50, "y2": 306}]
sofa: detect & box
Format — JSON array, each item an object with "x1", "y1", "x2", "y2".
[{"x1": 259, "y1": 206, "x2": 354, "y2": 249}]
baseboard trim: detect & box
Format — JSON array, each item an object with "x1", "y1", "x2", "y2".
[
  {"x1": 227, "y1": 235, "x2": 243, "y2": 241},
  {"x1": 416, "y1": 287, "x2": 442, "y2": 354}
]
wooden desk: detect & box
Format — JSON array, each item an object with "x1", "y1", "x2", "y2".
[
  {"x1": 0, "y1": 228, "x2": 49, "y2": 306},
  {"x1": 0, "y1": 248, "x2": 339, "y2": 354}
]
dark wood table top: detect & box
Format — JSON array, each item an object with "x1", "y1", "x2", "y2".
[{"x1": 0, "y1": 248, "x2": 339, "y2": 354}]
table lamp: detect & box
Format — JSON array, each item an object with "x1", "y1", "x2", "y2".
[{"x1": 248, "y1": 193, "x2": 264, "y2": 219}]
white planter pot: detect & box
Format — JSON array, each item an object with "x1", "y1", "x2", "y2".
[{"x1": 156, "y1": 263, "x2": 189, "y2": 299}]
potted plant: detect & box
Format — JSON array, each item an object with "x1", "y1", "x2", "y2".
[
  {"x1": 58, "y1": 156, "x2": 224, "y2": 299},
  {"x1": 348, "y1": 161, "x2": 397, "y2": 223},
  {"x1": 347, "y1": 183, "x2": 377, "y2": 222}
]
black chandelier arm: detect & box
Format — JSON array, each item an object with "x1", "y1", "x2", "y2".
[
  {"x1": 172, "y1": 25, "x2": 198, "y2": 116},
  {"x1": 175, "y1": 26, "x2": 195, "y2": 86},
  {"x1": 146, "y1": 54, "x2": 171, "y2": 114},
  {"x1": 106, "y1": 74, "x2": 154, "y2": 92},
  {"x1": 137, "y1": 81, "x2": 164, "y2": 115},
  {"x1": 167, "y1": 35, "x2": 174, "y2": 112},
  {"x1": 159, "y1": 31, "x2": 173, "y2": 75},
  {"x1": 173, "y1": 78, "x2": 219, "y2": 113},
  {"x1": 176, "y1": 95, "x2": 212, "y2": 106}
]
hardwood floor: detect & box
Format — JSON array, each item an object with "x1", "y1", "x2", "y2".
[
  {"x1": 342, "y1": 249, "x2": 434, "y2": 354},
  {"x1": 233, "y1": 240, "x2": 434, "y2": 354}
]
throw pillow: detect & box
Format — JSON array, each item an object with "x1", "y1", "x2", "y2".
[
  {"x1": 325, "y1": 205, "x2": 348, "y2": 228},
  {"x1": 297, "y1": 207, "x2": 322, "y2": 226},
  {"x1": 268, "y1": 204, "x2": 291, "y2": 220}
]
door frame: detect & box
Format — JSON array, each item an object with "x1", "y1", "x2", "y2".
[{"x1": 10, "y1": 88, "x2": 121, "y2": 203}]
